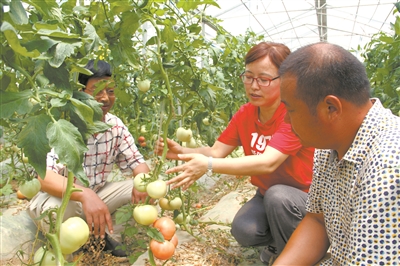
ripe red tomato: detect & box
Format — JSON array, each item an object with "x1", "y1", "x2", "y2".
[
  {"x1": 138, "y1": 136, "x2": 146, "y2": 143},
  {"x1": 150, "y1": 239, "x2": 175, "y2": 260},
  {"x1": 170, "y1": 234, "x2": 178, "y2": 247},
  {"x1": 16, "y1": 190, "x2": 27, "y2": 200},
  {"x1": 140, "y1": 142, "x2": 147, "y2": 147},
  {"x1": 153, "y1": 217, "x2": 176, "y2": 240}
]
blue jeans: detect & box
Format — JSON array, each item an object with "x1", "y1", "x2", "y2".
[{"x1": 231, "y1": 184, "x2": 307, "y2": 254}]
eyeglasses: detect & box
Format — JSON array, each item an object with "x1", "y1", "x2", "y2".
[{"x1": 240, "y1": 73, "x2": 280, "y2": 87}]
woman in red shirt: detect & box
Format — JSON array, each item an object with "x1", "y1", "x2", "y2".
[{"x1": 155, "y1": 42, "x2": 314, "y2": 264}]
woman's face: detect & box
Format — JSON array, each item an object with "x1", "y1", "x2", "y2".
[{"x1": 242, "y1": 56, "x2": 281, "y2": 107}]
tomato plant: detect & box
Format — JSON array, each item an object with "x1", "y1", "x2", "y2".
[
  {"x1": 360, "y1": 4, "x2": 400, "y2": 116},
  {"x1": 19, "y1": 178, "x2": 41, "y2": 199},
  {"x1": 153, "y1": 217, "x2": 176, "y2": 240},
  {"x1": 133, "y1": 205, "x2": 158, "y2": 226},
  {"x1": 149, "y1": 239, "x2": 175, "y2": 260},
  {"x1": 59, "y1": 217, "x2": 90, "y2": 255},
  {"x1": 146, "y1": 180, "x2": 167, "y2": 199}
]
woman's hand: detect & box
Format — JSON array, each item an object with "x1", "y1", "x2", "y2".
[
  {"x1": 154, "y1": 137, "x2": 183, "y2": 160},
  {"x1": 166, "y1": 154, "x2": 208, "y2": 190}
]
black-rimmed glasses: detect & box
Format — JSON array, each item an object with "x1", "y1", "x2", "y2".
[{"x1": 240, "y1": 73, "x2": 280, "y2": 87}]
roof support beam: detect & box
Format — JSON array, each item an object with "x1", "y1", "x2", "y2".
[{"x1": 315, "y1": 0, "x2": 327, "y2": 42}]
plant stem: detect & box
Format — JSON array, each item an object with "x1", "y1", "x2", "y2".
[{"x1": 46, "y1": 170, "x2": 83, "y2": 265}]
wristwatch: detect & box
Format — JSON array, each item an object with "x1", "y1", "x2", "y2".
[{"x1": 206, "y1": 156, "x2": 213, "y2": 177}]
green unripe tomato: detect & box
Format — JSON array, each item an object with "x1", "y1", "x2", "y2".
[
  {"x1": 19, "y1": 179, "x2": 41, "y2": 199},
  {"x1": 158, "y1": 197, "x2": 173, "y2": 210},
  {"x1": 134, "y1": 173, "x2": 150, "y2": 192},
  {"x1": 34, "y1": 247, "x2": 58, "y2": 266},
  {"x1": 174, "y1": 213, "x2": 191, "y2": 225},
  {"x1": 146, "y1": 180, "x2": 167, "y2": 199},
  {"x1": 133, "y1": 205, "x2": 158, "y2": 226},
  {"x1": 176, "y1": 127, "x2": 192, "y2": 142},
  {"x1": 169, "y1": 197, "x2": 183, "y2": 210},
  {"x1": 137, "y1": 79, "x2": 151, "y2": 92},
  {"x1": 60, "y1": 217, "x2": 90, "y2": 255}
]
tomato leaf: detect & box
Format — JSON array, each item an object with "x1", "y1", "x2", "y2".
[
  {"x1": 43, "y1": 62, "x2": 70, "y2": 90},
  {"x1": 0, "y1": 90, "x2": 33, "y2": 118},
  {"x1": 69, "y1": 98, "x2": 94, "y2": 124},
  {"x1": 115, "y1": 205, "x2": 133, "y2": 225},
  {"x1": 17, "y1": 114, "x2": 52, "y2": 179},
  {"x1": 1, "y1": 22, "x2": 40, "y2": 58},
  {"x1": 73, "y1": 91, "x2": 103, "y2": 121},
  {"x1": 9, "y1": 0, "x2": 28, "y2": 25},
  {"x1": 46, "y1": 119, "x2": 88, "y2": 185},
  {"x1": 49, "y1": 43, "x2": 75, "y2": 68},
  {"x1": 123, "y1": 227, "x2": 138, "y2": 237},
  {"x1": 146, "y1": 227, "x2": 164, "y2": 242}
]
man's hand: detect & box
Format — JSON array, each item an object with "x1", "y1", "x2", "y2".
[
  {"x1": 165, "y1": 153, "x2": 208, "y2": 190},
  {"x1": 131, "y1": 187, "x2": 149, "y2": 204},
  {"x1": 154, "y1": 138, "x2": 183, "y2": 160},
  {"x1": 80, "y1": 189, "x2": 113, "y2": 239}
]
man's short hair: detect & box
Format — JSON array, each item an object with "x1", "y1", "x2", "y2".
[
  {"x1": 78, "y1": 60, "x2": 112, "y2": 89},
  {"x1": 279, "y1": 42, "x2": 371, "y2": 113}
]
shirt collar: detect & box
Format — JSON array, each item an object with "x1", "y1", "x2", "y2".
[{"x1": 342, "y1": 98, "x2": 383, "y2": 164}]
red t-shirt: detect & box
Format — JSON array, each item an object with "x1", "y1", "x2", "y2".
[{"x1": 218, "y1": 103, "x2": 314, "y2": 194}]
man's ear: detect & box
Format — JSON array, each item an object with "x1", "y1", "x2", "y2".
[{"x1": 318, "y1": 95, "x2": 342, "y2": 121}]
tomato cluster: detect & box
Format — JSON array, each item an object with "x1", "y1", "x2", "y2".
[
  {"x1": 151, "y1": 217, "x2": 178, "y2": 260},
  {"x1": 158, "y1": 197, "x2": 182, "y2": 211},
  {"x1": 132, "y1": 173, "x2": 183, "y2": 261},
  {"x1": 138, "y1": 135, "x2": 146, "y2": 147}
]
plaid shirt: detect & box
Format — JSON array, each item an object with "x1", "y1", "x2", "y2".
[{"x1": 47, "y1": 113, "x2": 146, "y2": 192}]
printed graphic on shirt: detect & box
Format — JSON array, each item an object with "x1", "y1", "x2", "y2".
[{"x1": 250, "y1": 132, "x2": 272, "y2": 155}]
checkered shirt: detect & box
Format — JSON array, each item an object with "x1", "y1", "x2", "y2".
[{"x1": 47, "y1": 113, "x2": 146, "y2": 192}]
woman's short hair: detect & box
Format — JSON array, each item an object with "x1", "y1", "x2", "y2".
[{"x1": 245, "y1": 42, "x2": 291, "y2": 69}]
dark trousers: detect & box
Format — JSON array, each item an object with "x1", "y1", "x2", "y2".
[{"x1": 231, "y1": 184, "x2": 307, "y2": 254}]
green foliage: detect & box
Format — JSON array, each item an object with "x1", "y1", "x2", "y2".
[
  {"x1": 0, "y1": 0, "x2": 261, "y2": 184},
  {"x1": 360, "y1": 3, "x2": 400, "y2": 116}
]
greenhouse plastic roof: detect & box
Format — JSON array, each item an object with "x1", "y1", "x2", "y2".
[{"x1": 204, "y1": 0, "x2": 397, "y2": 53}]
